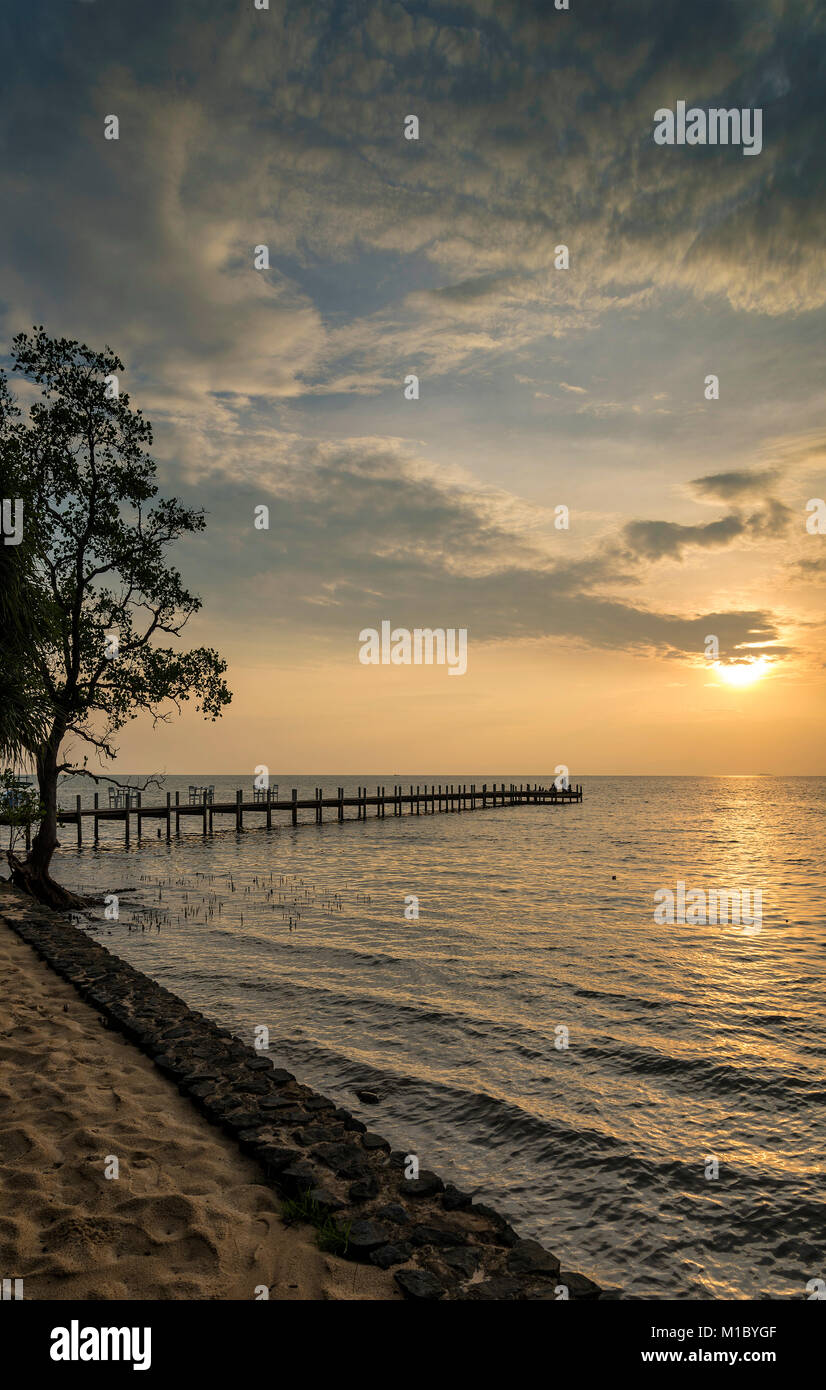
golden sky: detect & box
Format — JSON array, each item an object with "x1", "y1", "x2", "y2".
[{"x1": 4, "y1": 0, "x2": 825, "y2": 773}]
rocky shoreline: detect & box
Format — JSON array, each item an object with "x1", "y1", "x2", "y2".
[{"x1": 1, "y1": 889, "x2": 615, "y2": 1301}]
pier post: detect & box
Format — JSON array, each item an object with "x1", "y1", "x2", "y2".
[
  {"x1": 236, "y1": 789, "x2": 242, "y2": 832},
  {"x1": 76, "y1": 795, "x2": 82, "y2": 848},
  {"x1": 377, "y1": 786, "x2": 381, "y2": 817},
  {"x1": 175, "y1": 790, "x2": 180, "y2": 838},
  {"x1": 124, "y1": 802, "x2": 130, "y2": 847},
  {"x1": 166, "y1": 792, "x2": 171, "y2": 841},
  {"x1": 203, "y1": 796, "x2": 208, "y2": 836},
  {"x1": 94, "y1": 792, "x2": 99, "y2": 844},
  {"x1": 317, "y1": 787, "x2": 323, "y2": 824},
  {"x1": 338, "y1": 786, "x2": 344, "y2": 822},
  {"x1": 291, "y1": 789, "x2": 298, "y2": 826},
  {"x1": 266, "y1": 785, "x2": 272, "y2": 829}
]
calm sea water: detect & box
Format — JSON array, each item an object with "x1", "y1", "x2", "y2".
[{"x1": 46, "y1": 774, "x2": 826, "y2": 1299}]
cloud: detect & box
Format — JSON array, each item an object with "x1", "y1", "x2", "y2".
[
  {"x1": 169, "y1": 434, "x2": 791, "y2": 665},
  {"x1": 690, "y1": 467, "x2": 783, "y2": 500},
  {"x1": 1, "y1": 0, "x2": 824, "y2": 418},
  {"x1": 621, "y1": 498, "x2": 793, "y2": 561},
  {"x1": 622, "y1": 513, "x2": 746, "y2": 560},
  {"x1": 0, "y1": 0, "x2": 815, "y2": 682}
]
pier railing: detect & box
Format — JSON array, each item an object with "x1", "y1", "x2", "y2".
[{"x1": 5, "y1": 781, "x2": 582, "y2": 848}]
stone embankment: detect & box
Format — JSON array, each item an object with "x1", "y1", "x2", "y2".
[{"x1": 1, "y1": 891, "x2": 615, "y2": 1301}]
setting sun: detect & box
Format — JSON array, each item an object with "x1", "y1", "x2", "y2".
[{"x1": 717, "y1": 659, "x2": 770, "y2": 687}]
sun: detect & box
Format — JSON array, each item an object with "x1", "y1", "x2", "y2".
[{"x1": 717, "y1": 659, "x2": 769, "y2": 688}]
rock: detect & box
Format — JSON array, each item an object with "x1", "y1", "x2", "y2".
[
  {"x1": 468, "y1": 1276, "x2": 522, "y2": 1300},
  {"x1": 280, "y1": 1162, "x2": 319, "y2": 1194},
  {"x1": 276, "y1": 1109, "x2": 312, "y2": 1126},
  {"x1": 355, "y1": 1089, "x2": 379, "y2": 1104},
  {"x1": 362, "y1": 1131, "x2": 391, "y2": 1151},
  {"x1": 441, "y1": 1184, "x2": 472, "y2": 1211},
  {"x1": 153, "y1": 1054, "x2": 182, "y2": 1076},
  {"x1": 394, "y1": 1269, "x2": 446, "y2": 1300},
  {"x1": 258, "y1": 1145, "x2": 300, "y2": 1174},
  {"x1": 375, "y1": 1202, "x2": 409, "y2": 1225},
  {"x1": 313, "y1": 1142, "x2": 372, "y2": 1180},
  {"x1": 472, "y1": 1204, "x2": 519, "y2": 1247},
  {"x1": 557, "y1": 1269, "x2": 602, "y2": 1299},
  {"x1": 238, "y1": 1077, "x2": 270, "y2": 1095},
  {"x1": 222, "y1": 1109, "x2": 261, "y2": 1131},
  {"x1": 370, "y1": 1242, "x2": 413, "y2": 1269},
  {"x1": 260, "y1": 1095, "x2": 297, "y2": 1112},
  {"x1": 346, "y1": 1220, "x2": 391, "y2": 1254},
  {"x1": 401, "y1": 1171, "x2": 444, "y2": 1198},
  {"x1": 305, "y1": 1095, "x2": 335, "y2": 1112},
  {"x1": 334, "y1": 1109, "x2": 366, "y2": 1134},
  {"x1": 294, "y1": 1124, "x2": 342, "y2": 1146},
  {"x1": 348, "y1": 1177, "x2": 379, "y2": 1201},
  {"x1": 410, "y1": 1223, "x2": 467, "y2": 1249},
  {"x1": 442, "y1": 1247, "x2": 480, "y2": 1277},
  {"x1": 506, "y1": 1240, "x2": 560, "y2": 1277},
  {"x1": 237, "y1": 1127, "x2": 267, "y2": 1153}
]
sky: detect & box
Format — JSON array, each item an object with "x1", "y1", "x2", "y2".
[{"x1": 2, "y1": 0, "x2": 825, "y2": 774}]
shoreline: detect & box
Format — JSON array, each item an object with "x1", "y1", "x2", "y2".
[
  {"x1": 0, "y1": 888, "x2": 397, "y2": 1301},
  {"x1": 0, "y1": 883, "x2": 611, "y2": 1301}
]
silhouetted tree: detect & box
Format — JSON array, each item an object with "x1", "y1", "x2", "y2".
[{"x1": 1, "y1": 328, "x2": 231, "y2": 908}]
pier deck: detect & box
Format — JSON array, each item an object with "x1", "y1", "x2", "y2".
[{"x1": 4, "y1": 782, "x2": 582, "y2": 848}]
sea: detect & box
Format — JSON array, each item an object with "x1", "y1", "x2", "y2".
[{"x1": 42, "y1": 773, "x2": 826, "y2": 1299}]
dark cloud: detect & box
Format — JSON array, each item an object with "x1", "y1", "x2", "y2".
[
  {"x1": 622, "y1": 514, "x2": 746, "y2": 560},
  {"x1": 172, "y1": 444, "x2": 788, "y2": 664},
  {"x1": 621, "y1": 498, "x2": 793, "y2": 560},
  {"x1": 690, "y1": 468, "x2": 783, "y2": 500}
]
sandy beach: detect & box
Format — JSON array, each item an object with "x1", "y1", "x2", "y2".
[{"x1": 0, "y1": 906, "x2": 398, "y2": 1301}]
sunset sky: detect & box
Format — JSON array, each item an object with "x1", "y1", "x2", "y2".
[{"x1": 3, "y1": 0, "x2": 825, "y2": 773}]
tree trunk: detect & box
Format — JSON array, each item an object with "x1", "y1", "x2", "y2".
[{"x1": 7, "y1": 720, "x2": 86, "y2": 911}]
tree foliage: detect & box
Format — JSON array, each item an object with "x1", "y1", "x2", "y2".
[{"x1": 0, "y1": 328, "x2": 231, "y2": 906}]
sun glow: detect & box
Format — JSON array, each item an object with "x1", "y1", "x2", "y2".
[{"x1": 717, "y1": 659, "x2": 769, "y2": 688}]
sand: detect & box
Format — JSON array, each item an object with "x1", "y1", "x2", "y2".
[{"x1": 0, "y1": 915, "x2": 399, "y2": 1300}]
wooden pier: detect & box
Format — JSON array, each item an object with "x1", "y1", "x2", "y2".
[{"x1": 7, "y1": 781, "x2": 582, "y2": 848}]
